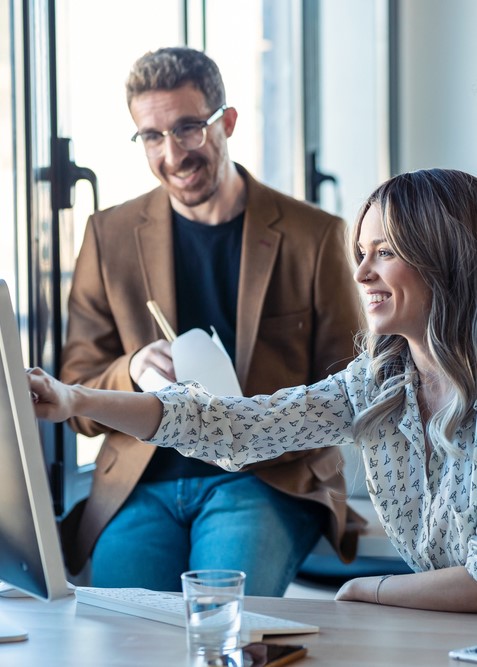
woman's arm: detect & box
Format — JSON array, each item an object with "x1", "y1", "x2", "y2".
[
  {"x1": 28, "y1": 362, "x2": 357, "y2": 471},
  {"x1": 28, "y1": 368, "x2": 162, "y2": 441},
  {"x1": 335, "y1": 566, "x2": 477, "y2": 612}
]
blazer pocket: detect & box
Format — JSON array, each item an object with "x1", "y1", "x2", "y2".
[
  {"x1": 250, "y1": 309, "x2": 313, "y2": 392},
  {"x1": 258, "y1": 308, "x2": 312, "y2": 336}
]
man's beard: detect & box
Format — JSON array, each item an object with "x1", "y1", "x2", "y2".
[{"x1": 161, "y1": 154, "x2": 220, "y2": 208}]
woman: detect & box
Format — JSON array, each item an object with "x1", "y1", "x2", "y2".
[{"x1": 29, "y1": 168, "x2": 477, "y2": 612}]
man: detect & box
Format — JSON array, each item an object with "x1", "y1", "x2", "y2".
[{"x1": 60, "y1": 46, "x2": 363, "y2": 595}]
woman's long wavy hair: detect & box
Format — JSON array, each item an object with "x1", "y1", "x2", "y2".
[{"x1": 351, "y1": 168, "x2": 477, "y2": 454}]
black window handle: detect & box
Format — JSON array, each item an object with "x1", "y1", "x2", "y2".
[
  {"x1": 305, "y1": 150, "x2": 341, "y2": 213},
  {"x1": 38, "y1": 137, "x2": 99, "y2": 211}
]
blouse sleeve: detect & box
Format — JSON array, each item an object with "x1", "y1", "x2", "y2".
[{"x1": 145, "y1": 370, "x2": 357, "y2": 472}]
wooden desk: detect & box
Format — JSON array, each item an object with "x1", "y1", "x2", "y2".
[{"x1": 0, "y1": 594, "x2": 474, "y2": 666}]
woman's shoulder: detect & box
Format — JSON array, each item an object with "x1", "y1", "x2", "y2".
[
  {"x1": 327, "y1": 350, "x2": 392, "y2": 413},
  {"x1": 341, "y1": 351, "x2": 372, "y2": 378},
  {"x1": 326, "y1": 351, "x2": 373, "y2": 398}
]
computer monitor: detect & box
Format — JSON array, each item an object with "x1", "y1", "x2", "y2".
[{"x1": 0, "y1": 278, "x2": 69, "y2": 613}]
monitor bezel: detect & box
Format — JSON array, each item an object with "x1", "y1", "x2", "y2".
[{"x1": 0, "y1": 279, "x2": 69, "y2": 601}]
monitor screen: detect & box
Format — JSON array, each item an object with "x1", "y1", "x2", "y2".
[{"x1": 0, "y1": 279, "x2": 69, "y2": 603}]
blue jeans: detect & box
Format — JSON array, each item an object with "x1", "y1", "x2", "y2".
[{"x1": 91, "y1": 473, "x2": 327, "y2": 596}]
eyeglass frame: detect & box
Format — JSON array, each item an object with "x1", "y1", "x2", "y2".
[{"x1": 130, "y1": 104, "x2": 228, "y2": 154}]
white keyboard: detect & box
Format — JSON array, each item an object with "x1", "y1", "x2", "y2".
[{"x1": 74, "y1": 587, "x2": 319, "y2": 642}]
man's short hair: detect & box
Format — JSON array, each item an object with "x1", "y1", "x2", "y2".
[{"x1": 126, "y1": 46, "x2": 226, "y2": 111}]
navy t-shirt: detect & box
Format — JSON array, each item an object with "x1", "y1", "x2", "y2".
[{"x1": 141, "y1": 210, "x2": 244, "y2": 482}]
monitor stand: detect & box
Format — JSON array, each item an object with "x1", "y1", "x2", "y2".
[
  {"x1": 0, "y1": 583, "x2": 29, "y2": 642},
  {"x1": 0, "y1": 580, "x2": 75, "y2": 642},
  {"x1": 0, "y1": 581, "x2": 76, "y2": 598},
  {"x1": 0, "y1": 614, "x2": 28, "y2": 643},
  {"x1": 0, "y1": 582, "x2": 31, "y2": 598}
]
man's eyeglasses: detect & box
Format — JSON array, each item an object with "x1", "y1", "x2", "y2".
[{"x1": 131, "y1": 105, "x2": 227, "y2": 156}]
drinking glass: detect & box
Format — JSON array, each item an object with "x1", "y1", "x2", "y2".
[{"x1": 181, "y1": 569, "x2": 246, "y2": 657}]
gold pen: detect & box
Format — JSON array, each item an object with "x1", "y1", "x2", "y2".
[{"x1": 146, "y1": 300, "x2": 177, "y2": 342}]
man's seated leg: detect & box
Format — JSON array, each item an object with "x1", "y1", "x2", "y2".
[
  {"x1": 91, "y1": 479, "x2": 190, "y2": 590},
  {"x1": 189, "y1": 474, "x2": 328, "y2": 596}
]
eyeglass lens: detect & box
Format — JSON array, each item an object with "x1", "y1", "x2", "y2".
[
  {"x1": 133, "y1": 105, "x2": 226, "y2": 156},
  {"x1": 138, "y1": 125, "x2": 206, "y2": 155}
]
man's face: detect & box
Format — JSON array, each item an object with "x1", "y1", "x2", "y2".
[{"x1": 130, "y1": 84, "x2": 235, "y2": 211}]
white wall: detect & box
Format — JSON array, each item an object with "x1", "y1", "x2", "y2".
[
  {"x1": 318, "y1": 0, "x2": 387, "y2": 225},
  {"x1": 317, "y1": 0, "x2": 477, "y2": 226},
  {"x1": 397, "y1": 0, "x2": 477, "y2": 174}
]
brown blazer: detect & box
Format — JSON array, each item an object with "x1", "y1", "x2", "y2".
[{"x1": 60, "y1": 165, "x2": 365, "y2": 575}]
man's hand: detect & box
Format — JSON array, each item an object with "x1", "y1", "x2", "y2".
[{"x1": 129, "y1": 339, "x2": 176, "y2": 384}]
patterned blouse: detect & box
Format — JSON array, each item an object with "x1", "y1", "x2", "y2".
[{"x1": 149, "y1": 352, "x2": 477, "y2": 581}]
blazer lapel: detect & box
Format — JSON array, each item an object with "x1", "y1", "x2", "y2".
[
  {"x1": 235, "y1": 171, "x2": 282, "y2": 387},
  {"x1": 134, "y1": 188, "x2": 179, "y2": 337},
  {"x1": 131, "y1": 174, "x2": 283, "y2": 385}
]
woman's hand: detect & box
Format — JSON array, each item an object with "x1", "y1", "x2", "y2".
[
  {"x1": 27, "y1": 367, "x2": 77, "y2": 423},
  {"x1": 335, "y1": 567, "x2": 477, "y2": 612},
  {"x1": 26, "y1": 367, "x2": 164, "y2": 441},
  {"x1": 335, "y1": 576, "x2": 380, "y2": 604}
]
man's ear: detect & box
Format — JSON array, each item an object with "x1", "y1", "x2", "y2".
[{"x1": 222, "y1": 106, "x2": 238, "y2": 138}]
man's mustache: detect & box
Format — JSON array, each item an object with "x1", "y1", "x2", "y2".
[{"x1": 162, "y1": 153, "x2": 207, "y2": 177}]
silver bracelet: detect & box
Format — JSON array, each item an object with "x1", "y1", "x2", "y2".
[{"x1": 375, "y1": 574, "x2": 394, "y2": 604}]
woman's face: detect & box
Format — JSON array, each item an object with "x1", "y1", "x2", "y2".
[{"x1": 354, "y1": 205, "x2": 432, "y2": 345}]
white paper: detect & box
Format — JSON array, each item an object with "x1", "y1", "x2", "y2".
[
  {"x1": 138, "y1": 328, "x2": 242, "y2": 396},
  {"x1": 137, "y1": 367, "x2": 173, "y2": 392},
  {"x1": 210, "y1": 325, "x2": 227, "y2": 354}
]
